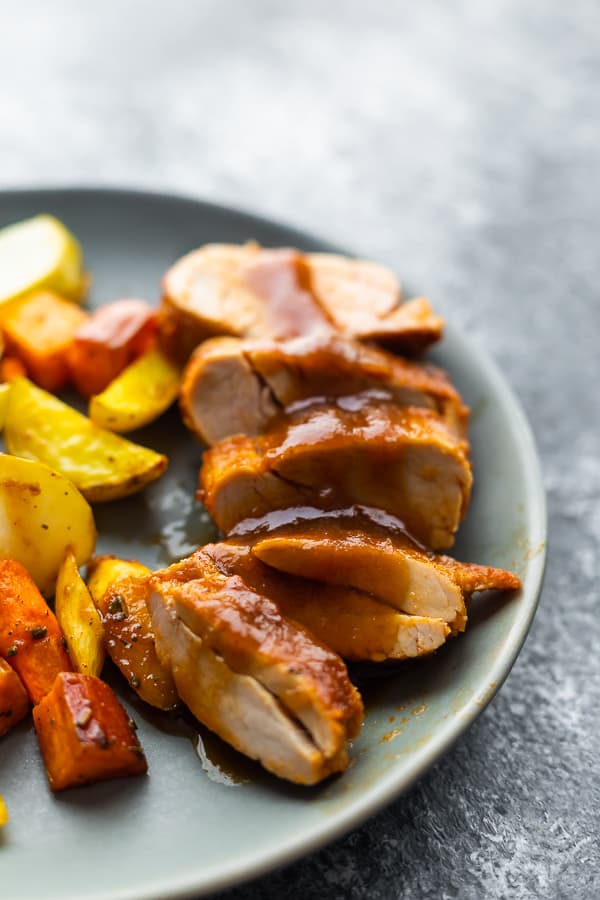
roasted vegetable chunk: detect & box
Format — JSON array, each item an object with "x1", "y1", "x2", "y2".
[
  {"x1": 4, "y1": 378, "x2": 167, "y2": 502},
  {"x1": 0, "y1": 559, "x2": 71, "y2": 704},
  {"x1": 87, "y1": 557, "x2": 178, "y2": 710},
  {"x1": 0, "y1": 214, "x2": 87, "y2": 308},
  {"x1": 55, "y1": 551, "x2": 105, "y2": 677},
  {"x1": 0, "y1": 657, "x2": 29, "y2": 738},
  {"x1": 0, "y1": 453, "x2": 96, "y2": 595},
  {"x1": 0, "y1": 291, "x2": 87, "y2": 392},
  {"x1": 68, "y1": 299, "x2": 156, "y2": 397},
  {"x1": 89, "y1": 348, "x2": 180, "y2": 433},
  {"x1": 33, "y1": 672, "x2": 147, "y2": 792}
]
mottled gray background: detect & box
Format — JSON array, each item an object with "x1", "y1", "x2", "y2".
[{"x1": 1, "y1": 1, "x2": 599, "y2": 898}]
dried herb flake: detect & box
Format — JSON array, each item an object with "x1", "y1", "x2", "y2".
[{"x1": 31, "y1": 626, "x2": 47, "y2": 640}]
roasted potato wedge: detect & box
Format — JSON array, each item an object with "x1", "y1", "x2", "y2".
[
  {"x1": 87, "y1": 557, "x2": 178, "y2": 711},
  {"x1": 89, "y1": 348, "x2": 180, "y2": 433},
  {"x1": 55, "y1": 551, "x2": 105, "y2": 677},
  {"x1": 4, "y1": 377, "x2": 168, "y2": 501},
  {"x1": 87, "y1": 556, "x2": 151, "y2": 603},
  {"x1": 0, "y1": 454, "x2": 95, "y2": 595}
]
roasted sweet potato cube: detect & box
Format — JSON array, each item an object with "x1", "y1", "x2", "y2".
[
  {"x1": 0, "y1": 559, "x2": 72, "y2": 704},
  {"x1": 67, "y1": 299, "x2": 156, "y2": 397},
  {"x1": 0, "y1": 291, "x2": 88, "y2": 392},
  {"x1": 33, "y1": 672, "x2": 147, "y2": 792},
  {"x1": 0, "y1": 658, "x2": 29, "y2": 737}
]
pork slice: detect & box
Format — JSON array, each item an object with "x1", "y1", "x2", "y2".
[
  {"x1": 159, "y1": 244, "x2": 332, "y2": 362},
  {"x1": 307, "y1": 253, "x2": 443, "y2": 352},
  {"x1": 179, "y1": 336, "x2": 280, "y2": 445},
  {"x1": 205, "y1": 541, "x2": 450, "y2": 661},
  {"x1": 159, "y1": 243, "x2": 443, "y2": 361},
  {"x1": 158, "y1": 243, "x2": 262, "y2": 362},
  {"x1": 250, "y1": 532, "x2": 518, "y2": 627},
  {"x1": 180, "y1": 332, "x2": 468, "y2": 445},
  {"x1": 199, "y1": 398, "x2": 472, "y2": 549},
  {"x1": 245, "y1": 513, "x2": 519, "y2": 633},
  {"x1": 149, "y1": 551, "x2": 363, "y2": 784},
  {"x1": 251, "y1": 532, "x2": 465, "y2": 630}
]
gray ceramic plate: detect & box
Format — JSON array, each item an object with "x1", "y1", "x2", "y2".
[{"x1": 0, "y1": 188, "x2": 546, "y2": 900}]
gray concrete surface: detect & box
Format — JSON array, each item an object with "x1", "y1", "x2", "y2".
[{"x1": 1, "y1": 1, "x2": 599, "y2": 897}]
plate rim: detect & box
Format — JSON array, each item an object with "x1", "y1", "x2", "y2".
[{"x1": 0, "y1": 185, "x2": 547, "y2": 900}]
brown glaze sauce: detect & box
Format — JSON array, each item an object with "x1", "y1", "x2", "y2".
[
  {"x1": 283, "y1": 389, "x2": 392, "y2": 419},
  {"x1": 228, "y1": 504, "x2": 427, "y2": 553},
  {"x1": 240, "y1": 249, "x2": 334, "y2": 340},
  {"x1": 260, "y1": 392, "x2": 443, "y2": 460}
]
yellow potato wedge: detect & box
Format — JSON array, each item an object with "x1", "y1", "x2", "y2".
[
  {"x1": 0, "y1": 795, "x2": 8, "y2": 827},
  {"x1": 0, "y1": 382, "x2": 11, "y2": 430},
  {"x1": 89, "y1": 348, "x2": 181, "y2": 433},
  {"x1": 0, "y1": 454, "x2": 95, "y2": 595},
  {"x1": 55, "y1": 550, "x2": 105, "y2": 677},
  {"x1": 87, "y1": 556, "x2": 179, "y2": 710},
  {"x1": 4, "y1": 378, "x2": 168, "y2": 501},
  {"x1": 87, "y1": 556, "x2": 151, "y2": 606},
  {"x1": 0, "y1": 214, "x2": 87, "y2": 308}
]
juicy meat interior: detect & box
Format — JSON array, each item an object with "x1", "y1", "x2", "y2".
[
  {"x1": 179, "y1": 333, "x2": 469, "y2": 446},
  {"x1": 158, "y1": 243, "x2": 443, "y2": 362},
  {"x1": 148, "y1": 549, "x2": 363, "y2": 785},
  {"x1": 199, "y1": 395, "x2": 473, "y2": 549}
]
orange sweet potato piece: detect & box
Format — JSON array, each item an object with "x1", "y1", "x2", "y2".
[
  {"x1": 0, "y1": 559, "x2": 72, "y2": 704},
  {"x1": 0, "y1": 292, "x2": 88, "y2": 392},
  {"x1": 0, "y1": 657, "x2": 29, "y2": 737},
  {"x1": 67, "y1": 299, "x2": 157, "y2": 397},
  {"x1": 0, "y1": 355, "x2": 28, "y2": 382},
  {"x1": 33, "y1": 672, "x2": 147, "y2": 791}
]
